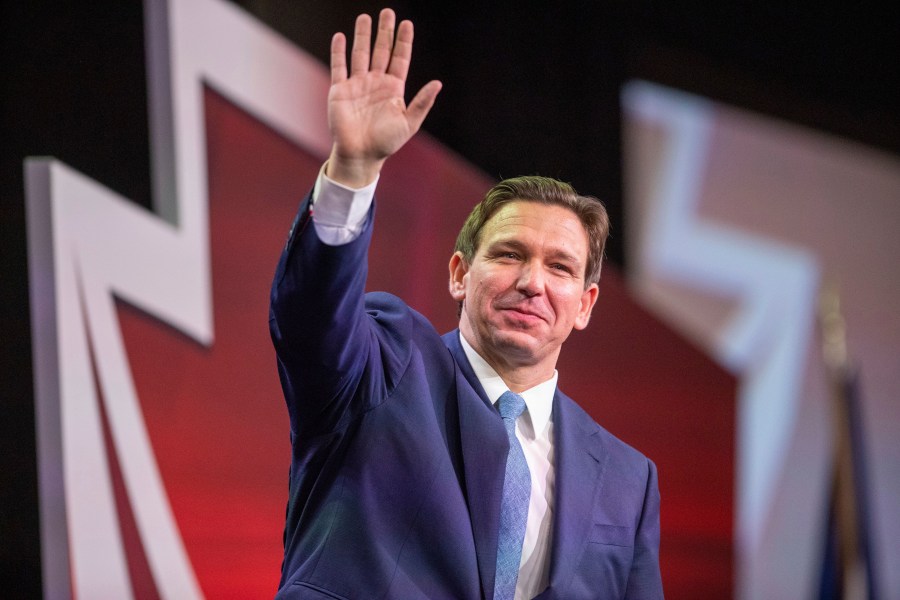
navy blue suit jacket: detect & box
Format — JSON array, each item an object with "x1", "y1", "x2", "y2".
[{"x1": 269, "y1": 195, "x2": 663, "y2": 599}]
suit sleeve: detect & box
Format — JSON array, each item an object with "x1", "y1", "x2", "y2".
[
  {"x1": 268, "y1": 193, "x2": 412, "y2": 437},
  {"x1": 625, "y1": 458, "x2": 664, "y2": 599}
]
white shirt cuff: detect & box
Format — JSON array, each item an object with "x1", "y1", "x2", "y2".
[{"x1": 311, "y1": 162, "x2": 378, "y2": 245}]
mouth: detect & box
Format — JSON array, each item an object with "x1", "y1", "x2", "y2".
[{"x1": 499, "y1": 305, "x2": 546, "y2": 324}]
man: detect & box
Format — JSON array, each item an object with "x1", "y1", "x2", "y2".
[{"x1": 269, "y1": 9, "x2": 662, "y2": 599}]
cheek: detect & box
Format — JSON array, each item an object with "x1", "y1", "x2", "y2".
[
  {"x1": 473, "y1": 281, "x2": 492, "y2": 307},
  {"x1": 470, "y1": 272, "x2": 493, "y2": 296},
  {"x1": 555, "y1": 288, "x2": 587, "y2": 316}
]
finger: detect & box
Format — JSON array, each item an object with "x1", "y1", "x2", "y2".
[
  {"x1": 350, "y1": 13, "x2": 372, "y2": 77},
  {"x1": 406, "y1": 80, "x2": 442, "y2": 133},
  {"x1": 370, "y1": 8, "x2": 395, "y2": 73},
  {"x1": 387, "y1": 19, "x2": 414, "y2": 81},
  {"x1": 330, "y1": 32, "x2": 347, "y2": 84}
]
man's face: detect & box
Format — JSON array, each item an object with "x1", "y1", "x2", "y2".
[{"x1": 449, "y1": 200, "x2": 599, "y2": 375}]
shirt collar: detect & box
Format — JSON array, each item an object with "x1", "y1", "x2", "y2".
[{"x1": 459, "y1": 332, "x2": 556, "y2": 439}]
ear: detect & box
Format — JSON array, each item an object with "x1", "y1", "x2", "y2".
[
  {"x1": 573, "y1": 283, "x2": 599, "y2": 330},
  {"x1": 448, "y1": 252, "x2": 469, "y2": 302}
]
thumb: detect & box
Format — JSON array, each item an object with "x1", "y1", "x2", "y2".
[{"x1": 406, "y1": 80, "x2": 442, "y2": 134}]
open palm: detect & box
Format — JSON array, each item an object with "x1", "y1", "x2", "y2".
[{"x1": 327, "y1": 10, "x2": 441, "y2": 186}]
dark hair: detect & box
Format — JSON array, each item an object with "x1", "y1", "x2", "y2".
[{"x1": 454, "y1": 175, "x2": 609, "y2": 286}]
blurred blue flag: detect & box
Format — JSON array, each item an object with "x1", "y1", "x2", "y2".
[{"x1": 817, "y1": 368, "x2": 877, "y2": 600}]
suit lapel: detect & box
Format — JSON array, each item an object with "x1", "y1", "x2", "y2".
[
  {"x1": 443, "y1": 330, "x2": 508, "y2": 600},
  {"x1": 540, "y1": 391, "x2": 607, "y2": 598}
]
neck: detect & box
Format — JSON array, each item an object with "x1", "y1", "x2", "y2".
[
  {"x1": 498, "y1": 368, "x2": 554, "y2": 394},
  {"x1": 459, "y1": 328, "x2": 558, "y2": 393}
]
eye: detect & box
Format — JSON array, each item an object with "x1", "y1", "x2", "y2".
[{"x1": 550, "y1": 263, "x2": 573, "y2": 274}]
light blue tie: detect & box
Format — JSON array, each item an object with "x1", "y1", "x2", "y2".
[{"x1": 494, "y1": 391, "x2": 531, "y2": 600}]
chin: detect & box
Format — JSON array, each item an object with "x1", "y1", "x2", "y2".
[{"x1": 490, "y1": 330, "x2": 543, "y2": 360}]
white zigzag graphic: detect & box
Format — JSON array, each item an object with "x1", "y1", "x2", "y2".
[
  {"x1": 622, "y1": 82, "x2": 820, "y2": 581},
  {"x1": 26, "y1": 0, "x2": 332, "y2": 596}
]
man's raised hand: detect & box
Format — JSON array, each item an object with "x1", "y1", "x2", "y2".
[{"x1": 326, "y1": 9, "x2": 442, "y2": 188}]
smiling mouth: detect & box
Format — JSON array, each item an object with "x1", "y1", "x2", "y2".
[{"x1": 500, "y1": 306, "x2": 546, "y2": 323}]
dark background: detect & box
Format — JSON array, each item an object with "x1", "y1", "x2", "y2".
[{"x1": 2, "y1": 0, "x2": 897, "y2": 594}]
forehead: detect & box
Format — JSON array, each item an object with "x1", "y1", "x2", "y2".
[{"x1": 479, "y1": 200, "x2": 589, "y2": 252}]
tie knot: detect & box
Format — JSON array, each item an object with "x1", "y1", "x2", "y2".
[{"x1": 498, "y1": 390, "x2": 526, "y2": 420}]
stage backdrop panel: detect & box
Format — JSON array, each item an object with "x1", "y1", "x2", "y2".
[
  {"x1": 25, "y1": 1, "x2": 734, "y2": 597},
  {"x1": 624, "y1": 80, "x2": 900, "y2": 599}
]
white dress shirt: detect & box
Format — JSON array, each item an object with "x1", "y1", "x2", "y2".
[
  {"x1": 459, "y1": 335, "x2": 556, "y2": 600},
  {"x1": 311, "y1": 167, "x2": 556, "y2": 599},
  {"x1": 309, "y1": 164, "x2": 379, "y2": 245}
]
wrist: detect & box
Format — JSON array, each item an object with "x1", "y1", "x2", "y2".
[{"x1": 325, "y1": 149, "x2": 385, "y2": 189}]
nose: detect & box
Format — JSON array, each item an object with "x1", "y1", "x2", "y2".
[{"x1": 515, "y1": 261, "x2": 544, "y2": 297}]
